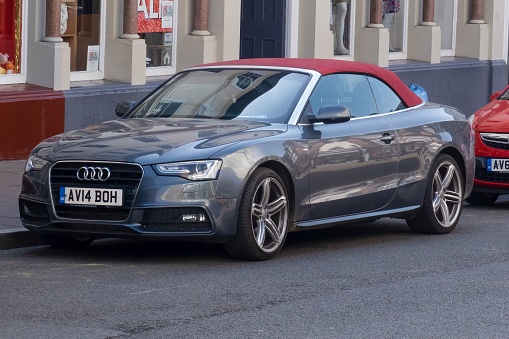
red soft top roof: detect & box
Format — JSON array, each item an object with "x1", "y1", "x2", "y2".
[{"x1": 198, "y1": 58, "x2": 423, "y2": 108}]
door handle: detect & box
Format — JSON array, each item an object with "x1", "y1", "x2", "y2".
[{"x1": 380, "y1": 133, "x2": 395, "y2": 144}]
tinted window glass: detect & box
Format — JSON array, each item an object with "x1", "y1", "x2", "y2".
[
  {"x1": 367, "y1": 77, "x2": 406, "y2": 113},
  {"x1": 308, "y1": 74, "x2": 377, "y2": 118},
  {"x1": 127, "y1": 69, "x2": 310, "y2": 123}
]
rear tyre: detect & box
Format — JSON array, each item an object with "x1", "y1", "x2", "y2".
[
  {"x1": 42, "y1": 234, "x2": 94, "y2": 249},
  {"x1": 407, "y1": 154, "x2": 463, "y2": 234},
  {"x1": 465, "y1": 192, "x2": 499, "y2": 206},
  {"x1": 223, "y1": 168, "x2": 290, "y2": 261}
]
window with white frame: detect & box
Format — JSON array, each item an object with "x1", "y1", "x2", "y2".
[
  {"x1": 138, "y1": 0, "x2": 177, "y2": 76},
  {"x1": 435, "y1": 0, "x2": 456, "y2": 55},
  {"x1": 65, "y1": 0, "x2": 105, "y2": 81},
  {"x1": 0, "y1": 0, "x2": 26, "y2": 84},
  {"x1": 331, "y1": 0, "x2": 353, "y2": 56},
  {"x1": 383, "y1": 0, "x2": 405, "y2": 54}
]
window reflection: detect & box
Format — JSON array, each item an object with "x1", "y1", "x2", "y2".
[
  {"x1": 383, "y1": 0, "x2": 403, "y2": 53},
  {"x1": 331, "y1": 0, "x2": 351, "y2": 55},
  {"x1": 435, "y1": 0, "x2": 455, "y2": 50}
]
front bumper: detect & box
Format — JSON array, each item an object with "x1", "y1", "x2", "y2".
[
  {"x1": 473, "y1": 132, "x2": 509, "y2": 193},
  {"x1": 19, "y1": 161, "x2": 239, "y2": 243}
]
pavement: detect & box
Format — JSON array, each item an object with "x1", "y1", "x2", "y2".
[{"x1": 0, "y1": 160, "x2": 46, "y2": 250}]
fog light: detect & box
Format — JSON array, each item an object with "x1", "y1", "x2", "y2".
[{"x1": 181, "y1": 213, "x2": 206, "y2": 222}]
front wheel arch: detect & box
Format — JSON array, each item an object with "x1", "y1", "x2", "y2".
[{"x1": 224, "y1": 167, "x2": 292, "y2": 260}]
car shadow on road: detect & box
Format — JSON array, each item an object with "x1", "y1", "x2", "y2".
[{"x1": 23, "y1": 219, "x2": 415, "y2": 263}]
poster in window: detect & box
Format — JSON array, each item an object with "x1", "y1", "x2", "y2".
[
  {"x1": 86, "y1": 45, "x2": 99, "y2": 71},
  {"x1": 164, "y1": 33, "x2": 172, "y2": 47},
  {"x1": 161, "y1": 1, "x2": 173, "y2": 29},
  {"x1": 138, "y1": 0, "x2": 172, "y2": 33}
]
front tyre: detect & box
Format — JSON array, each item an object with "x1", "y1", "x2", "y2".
[
  {"x1": 465, "y1": 192, "x2": 499, "y2": 205},
  {"x1": 224, "y1": 168, "x2": 290, "y2": 261},
  {"x1": 407, "y1": 154, "x2": 464, "y2": 234}
]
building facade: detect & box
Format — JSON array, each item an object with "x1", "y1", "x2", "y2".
[{"x1": 0, "y1": 0, "x2": 508, "y2": 159}]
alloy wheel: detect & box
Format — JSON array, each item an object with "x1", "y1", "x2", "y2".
[
  {"x1": 431, "y1": 160, "x2": 463, "y2": 228},
  {"x1": 251, "y1": 177, "x2": 288, "y2": 253}
]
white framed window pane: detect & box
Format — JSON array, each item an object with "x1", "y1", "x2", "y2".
[
  {"x1": 435, "y1": 0, "x2": 456, "y2": 51},
  {"x1": 64, "y1": 0, "x2": 102, "y2": 72},
  {"x1": 383, "y1": 0, "x2": 404, "y2": 53},
  {"x1": 138, "y1": 0, "x2": 177, "y2": 76},
  {"x1": 0, "y1": 0, "x2": 27, "y2": 84},
  {"x1": 331, "y1": 0, "x2": 352, "y2": 56}
]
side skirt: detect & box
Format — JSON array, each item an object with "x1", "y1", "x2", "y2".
[{"x1": 293, "y1": 205, "x2": 420, "y2": 230}]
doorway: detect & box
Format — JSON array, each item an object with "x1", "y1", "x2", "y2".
[{"x1": 240, "y1": 0, "x2": 286, "y2": 59}]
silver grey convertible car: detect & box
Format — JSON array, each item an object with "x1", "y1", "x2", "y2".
[{"x1": 19, "y1": 58, "x2": 474, "y2": 260}]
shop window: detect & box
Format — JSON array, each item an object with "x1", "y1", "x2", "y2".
[
  {"x1": 435, "y1": 0, "x2": 456, "y2": 55},
  {"x1": 383, "y1": 0, "x2": 406, "y2": 55},
  {"x1": 0, "y1": 0, "x2": 23, "y2": 81},
  {"x1": 62, "y1": 0, "x2": 104, "y2": 78},
  {"x1": 331, "y1": 0, "x2": 352, "y2": 56},
  {"x1": 138, "y1": 0, "x2": 176, "y2": 75}
]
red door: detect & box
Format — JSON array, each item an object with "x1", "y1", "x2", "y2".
[{"x1": 240, "y1": 0, "x2": 286, "y2": 59}]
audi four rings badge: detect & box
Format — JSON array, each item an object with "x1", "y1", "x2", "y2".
[{"x1": 77, "y1": 167, "x2": 111, "y2": 181}]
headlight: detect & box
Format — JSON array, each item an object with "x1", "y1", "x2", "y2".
[
  {"x1": 153, "y1": 160, "x2": 222, "y2": 181},
  {"x1": 25, "y1": 155, "x2": 48, "y2": 172}
]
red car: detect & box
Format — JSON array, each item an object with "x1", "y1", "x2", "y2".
[{"x1": 468, "y1": 85, "x2": 509, "y2": 205}]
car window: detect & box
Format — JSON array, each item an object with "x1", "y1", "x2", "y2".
[
  {"x1": 308, "y1": 74, "x2": 378, "y2": 118},
  {"x1": 367, "y1": 76, "x2": 407, "y2": 113},
  {"x1": 126, "y1": 69, "x2": 310, "y2": 123}
]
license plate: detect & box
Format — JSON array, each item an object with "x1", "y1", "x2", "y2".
[
  {"x1": 487, "y1": 159, "x2": 509, "y2": 172},
  {"x1": 59, "y1": 187, "x2": 123, "y2": 206}
]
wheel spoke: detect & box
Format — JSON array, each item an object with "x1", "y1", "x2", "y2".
[
  {"x1": 433, "y1": 195, "x2": 442, "y2": 213},
  {"x1": 260, "y1": 178, "x2": 271, "y2": 208},
  {"x1": 267, "y1": 196, "x2": 287, "y2": 215},
  {"x1": 255, "y1": 219, "x2": 266, "y2": 246},
  {"x1": 433, "y1": 172, "x2": 443, "y2": 192},
  {"x1": 444, "y1": 190, "x2": 462, "y2": 205},
  {"x1": 252, "y1": 203, "x2": 263, "y2": 217},
  {"x1": 439, "y1": 200, "x2": 452, "y2": 226},
  {"x1": 441, "y1": 164, "x2": 455, "y2": 189},
  {"x1": 264, "y1": 218, "x2": 282, "y2": 244}
]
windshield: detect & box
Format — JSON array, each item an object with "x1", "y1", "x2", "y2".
[{"x1": 126, "y1": 69, "x2": 310, "y2": 123}]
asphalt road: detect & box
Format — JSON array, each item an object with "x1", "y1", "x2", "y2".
[{"x1": 1, "y1": 201, "x2": 509, "y2": 339}]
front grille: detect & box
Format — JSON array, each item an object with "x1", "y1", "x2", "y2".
[
  {"x1": 481, "y1": 133, "x2": 509, "y2": 151},
  {"x1": 50, "y1": 162, "x2": 143, "y2": 221},
  {"x1": 482, "y1": 140, "x2": 509, "y2": 151},
  {"x1": 475, "y1": 167, "x2": 509, "y2": 183},
  {"x1": 141, "y1": 207, "x2": 212, "y2": 232}
]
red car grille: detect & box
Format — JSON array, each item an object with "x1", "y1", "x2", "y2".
[
  {"x1": 475, "y1": 167, "x2": 509, "y2": 182},
  {"x1": 481, "y1": 134, "x2": 509, "y2": 151}
]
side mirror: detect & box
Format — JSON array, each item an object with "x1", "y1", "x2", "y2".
[
  {"x1": 490, "y1": 91, "x2": 501, "y2": 101},
  {"x1": 307, "y1": 104, "x2": 351, "y2": 124},
  {"x1": 115, "y1": 101, "x2": 137, "y2": 117}
]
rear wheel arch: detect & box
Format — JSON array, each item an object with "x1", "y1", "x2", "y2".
[{"x1": 437, "y1": 146, "x2": 467, "y2": 191}]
